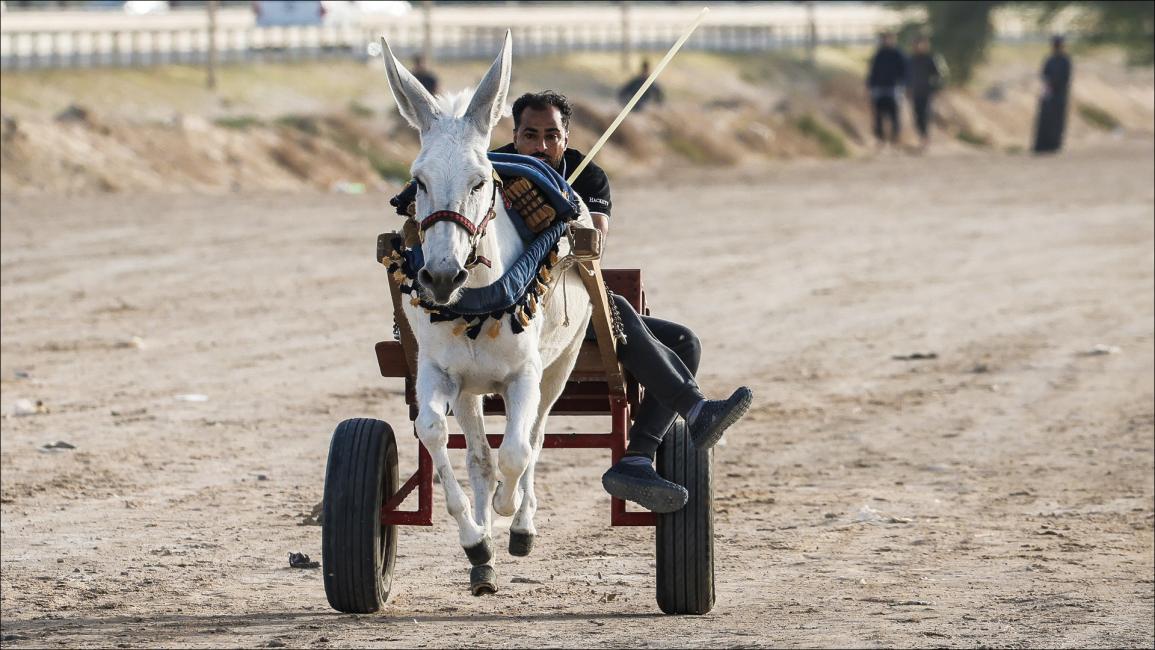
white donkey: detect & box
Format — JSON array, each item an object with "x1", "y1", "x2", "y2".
[{"x1": 381, "y1": 32, "x2": 594, "y2": 594}]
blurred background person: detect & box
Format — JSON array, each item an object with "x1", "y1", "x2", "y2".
[
  {"x1": 617, "y1": 59, "x2": 664, "y2": 111},
  {"x1": 866, "y1": 31, "x2": 907, "y2": 150},
  {"x1": 907, "y1": 35, "x2": 945, "y2": 151},
  {"x1": 1033, "y1": 35, "x2": 1073, "y2": 154},
  {"x1": 411, "y1": 53, "x2": 439, "y2": 95}
]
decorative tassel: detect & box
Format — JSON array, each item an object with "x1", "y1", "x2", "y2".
[
  {"x1": 517, "y1": 308, "x2": 530, "y2": 328},
  {"x1": 453, "y1": 321, "x2": 467, "y2": 337},
  {"x1": 527, "y1": 294, "x2": 538, "y2": 315},
  {"x1": 488, "y1": 318, "x2": 502, "y2": 339},
  {"x1": 539, "y1": 267, "x2": 551, "y2": 283},
  {"x1": 466, "y1": 321, "x2": 484, "y2": 339},
  {"x1": 410, "y1": 296, "x2": 420, "y2": 306}
]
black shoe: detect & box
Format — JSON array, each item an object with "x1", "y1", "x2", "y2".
[
  {"x1": 688, "y1": 386, "x2": 753, "y2": 449},
  {"x1": 601, "y1": 460, "x2": 688, "y2": 514}
]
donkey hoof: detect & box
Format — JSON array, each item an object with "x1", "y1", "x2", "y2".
[
  {"x1": 492, "y1": 486, "x2": 521, "y2": 517},
  {"x1": 470, "y1": 565, "x2": 498, "y2": 596},
  {"x1": 508, "y1": 531, "x2": 534, "y2": 557},
  {"x1": 463, "y1": 537, "x2": 493, "y2": 567}
]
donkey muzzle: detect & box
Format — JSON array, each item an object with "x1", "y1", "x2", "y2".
[{"x1": 418, "y1": 264, "x2": 469, "y2": 305}]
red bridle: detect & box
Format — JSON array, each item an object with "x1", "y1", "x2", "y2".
[
  {"x1": 416, "y1": 179, "x2": 499, "y2": 269},
  {"x1": 419, "y1": 210, "x2": 492, "y2": 237}
]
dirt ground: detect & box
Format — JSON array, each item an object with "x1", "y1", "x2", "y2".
[{"x1": 1, "y1": 141, "x2": 1153, "y2": 648}]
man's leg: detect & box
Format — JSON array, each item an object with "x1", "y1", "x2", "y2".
[
  {"x1": 600, "y1": 295, "x2": 752, "y2": 512},
  {"x1": 881, "y1": 95, "x2": 899, "y2": 143},
  {"x1": 624, "y1": 315, "x2": 702, "y2": 458},
  {"x1": 914, "y1": 94, "x2": 930, "y2": 140},
  {"x1": 872, "y1": 95, "x2": 885, "y2": 144}
]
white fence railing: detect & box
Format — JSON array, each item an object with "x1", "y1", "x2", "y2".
[{"x1": 0, "y1": 20, "x2": 1054, "y2": 71}]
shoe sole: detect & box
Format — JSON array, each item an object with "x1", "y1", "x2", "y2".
[
  {"x1": 601, "y1": 472, "x2": 688, "y2": 514},
  {"x1": 692, "y1": 387, "x2": 753, "y2": 449}
]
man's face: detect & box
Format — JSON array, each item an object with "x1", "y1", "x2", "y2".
[{"x1": 514, "y1": 106, "x2": 568, "y2": 169}]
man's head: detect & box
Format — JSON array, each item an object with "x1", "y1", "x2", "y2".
[
  {"x1": 511, "y1": 91, "x2": 572, "y2": 169},
  {"x1": 880, "y1": 31, "x2": 896, "y2": 48},
  {"x1": 412, "y1": 54, "x2": 426, "y2": 70},
  {"x1": 640, "y1": 59, "x2": 651, "y2": 75},
  {"x1": 913, "y1": 35, "x2": 930, "y2": 54},
  {"x1": 1052, "y1": 35, "x2": 1065, "y2": 52}
]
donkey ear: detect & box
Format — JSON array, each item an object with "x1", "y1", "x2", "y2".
[
  {"x1": 379, "y1": 37, "x2": 440, "y2": 132},
  {"x1": 464, "y1": 30, "x2": 512, "y2": 134}
]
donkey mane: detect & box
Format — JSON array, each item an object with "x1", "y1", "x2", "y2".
[{"x1": 434, "y1": 88, "x2": 476, "y2": 118}]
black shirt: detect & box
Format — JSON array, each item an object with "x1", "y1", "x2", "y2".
[
  {"x1": 908, "y1": 53, "x2": 942, "y2": 97},
  {"x1": 867, "y1": 46, "x2": 908, "y2": 89},
  {"x1": 493, "y1": 144, "x2": 612, "y2": 218}
]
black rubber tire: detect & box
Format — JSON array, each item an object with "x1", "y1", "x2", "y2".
[
  {"x1": 655, "y1": 421, "x2": 715, "y2": 615},
  {"x1": 322, "y1": 418, "x2": 399, "y2": 614}
]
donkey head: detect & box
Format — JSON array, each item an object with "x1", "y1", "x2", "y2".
[{"x1": 381, "y1": 32, "x2": 512, "y2": 306}]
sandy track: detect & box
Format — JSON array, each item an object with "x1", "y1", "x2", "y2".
[{"x1": 1, "y1": 142, "x2": 1152, "y2": 648}]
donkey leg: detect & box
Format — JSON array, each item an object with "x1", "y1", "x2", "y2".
[
  {"x1": 415, "y1": 364, "x2": 487, "y2": 554},
  {"x1": 493, "y1": 369, "x2": 541, "y2": 517},
  {"x1": 508, "y1": 417, "x2": 543, "y2": 557},
  {"x1": 454, "y1": 394, "x2": 495, "y2": 538},
  {"x1": 510, "y1": 333, "x2": 583, "y2": 556}
]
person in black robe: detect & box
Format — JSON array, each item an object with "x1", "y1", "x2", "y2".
[
  {"x1": 617, "y1": 59, "x2": 664, "y2": 111},
  {"x1": 1033, "y1": 36, "x2": 1073, "y2": 154},
  {"x1": 908, "y1": 35, "x2": 945, "y2": 150},
  {"x1": 411, "y1": 54, "x2": 439, "y2": 95}
]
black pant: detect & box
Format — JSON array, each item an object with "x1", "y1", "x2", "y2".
[
  {"x1": 912, "y1": 93, "x2": 931, "y2": 139},
  {"x1": 872, "y1": 95, "x2": 900, "y2": 143},
  {"x1": 593, "y1": 294, "x2": 704, "y2": 456}
]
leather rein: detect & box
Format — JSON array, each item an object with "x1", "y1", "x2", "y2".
[{"x1": 417, "y1": 177, "x2": 499, "y2": 270}]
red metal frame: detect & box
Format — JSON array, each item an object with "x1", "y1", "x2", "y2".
[
  {"x1": 380, "y1": 395, "x2": 655, "y2": 527},
  {"x1": 378, "y1": 268, "x2": 656, "y2": 528}
]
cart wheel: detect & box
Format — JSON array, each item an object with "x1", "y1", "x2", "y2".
[
  {"x1": 322, "y1": 418, "x2": 399, "y2": 614},
  {"x1": 655, "y1": 421, "x2": 715, "y2": 615}
]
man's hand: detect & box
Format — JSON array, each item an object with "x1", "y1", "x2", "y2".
[{"x1": 591, "y1": 212, "x2": 610, "y2": 242}]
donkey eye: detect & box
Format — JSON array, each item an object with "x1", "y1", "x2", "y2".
[
  {"x1": 471, "y1": 181, "x2": 486, "y2": 193},
  {"x1": 413, "y1": 178, "x2": 427, "y2": 192}
]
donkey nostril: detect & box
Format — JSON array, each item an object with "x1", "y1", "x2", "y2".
[
  {"x1": 453, "y1": 270, "x2": 468, "y2": 285},
  {"x1": 418, "y1": 269, "x2": 434, "y2": 286}
]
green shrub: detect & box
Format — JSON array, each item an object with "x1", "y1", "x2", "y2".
[
  {"x1": 367, "y1": 152, "x2": 410, "y2": 181},
  {"x1": 1077, "y1": 103, "x2": 1120, "y2": 131},
  {"x1": 794, "y1": 114, "x2": 848, "y2": 157},
  {"x1": 274, "y1": 114, "x2": 320, "y2": 135},
  {"x1": 956, "y1": 126, "x2": 991, "y2": 147},
  {"x1": 213, "y1": 115, "x2": 263, "y2": 130},
  {"x1": 347, "y1": 101, "x2": 375, "y2": 118}
]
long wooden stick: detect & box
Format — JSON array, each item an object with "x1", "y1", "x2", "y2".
[{"x1": 567, "y1": 6, "x2": 710, "y2": 185}]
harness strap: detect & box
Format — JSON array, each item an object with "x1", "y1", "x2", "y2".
[{"x1": 420, "y1": 210, "x2": 478, "y2": 235}]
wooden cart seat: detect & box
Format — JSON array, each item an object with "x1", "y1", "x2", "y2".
[{"x1": 375, "y1": 268, "x2": 645, "y2": 416}]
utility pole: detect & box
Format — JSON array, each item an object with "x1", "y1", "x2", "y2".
[
  {"x1": 620, "y1": 1, "x2": 632, "y2": 73},
  {"x1": 805, "y1": 0, "x2": 816, "y2": 68},
  {"x1": 206, "y1": 0, "x2": 218, "y2": 89},
  {"x1": 422, "y1": 0, "x2": 433, "y2": 64}
]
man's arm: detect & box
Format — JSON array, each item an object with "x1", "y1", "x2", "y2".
[
  {"x1": 573, "y1": 161, "x2": 612, "y2": 244},
  {"x1": 590, "y1": 212, "x2": 610, "y2": 241}
]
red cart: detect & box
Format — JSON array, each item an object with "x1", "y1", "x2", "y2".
[{"x1": 321, "y1": 233, "x2": 715, "y2": 615}]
